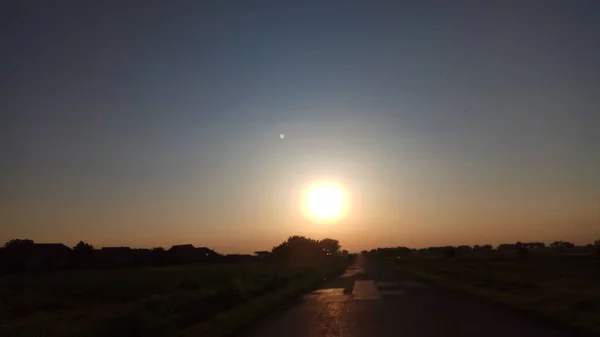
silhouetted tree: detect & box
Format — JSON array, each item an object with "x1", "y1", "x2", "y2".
[
  {"x1": 271, "y1": 236, "x2": 341, "y2": 265},
  {"x1": 518, "y1": 242, "x2": 545, "y2": 250},
  {"x1": 456, "y1": 245, "x2": 472, "y2": 255},
  {"x1": 497, "y1": 243, "x2": 515, "y2": 250},
  {"x1": 513, "y1": 241, "x2": 528, "y2": 258},
  {"x1": 68, "y1": 241, "x2": 95, "y2": 269},
  {"x1": 550, "y1": 241, "x2": 575, "y2": 250},
  {"x1": 73, "y1": 241, "x2": 94, "y2": 252},
  {"x1": 534, "y1": 242, "x2": 545, "y2": 249},
  {"x1": 444, "y1": 246, "x2": 456, "y2": 258},
  {"x1": 319, "y1": 238, "x2": 341, "y2": 256},
  {"x1": 518, "y1": 247, "x2": 529, "y2": 258},
  {"x1": 254, "y1": 251, "x2": 272, "y2": 260},
  {"x1": 370, "y1": 247, "x2": 411, "y2": 258},
  {"x1": 3, "y1": 239, "x2": 35, "y2": 271},
  {"x1": 4, "y1": 239, "x2": 34, "y2": 249},
  {"x1": 151, "y1": 247, "x2": 167, "y2": 265}
]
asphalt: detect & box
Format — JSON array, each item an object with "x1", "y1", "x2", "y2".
[{"x1": 242, "y1": 255, "x2": 578, "y2": 337}]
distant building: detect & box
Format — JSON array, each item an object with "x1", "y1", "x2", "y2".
[
  {"x1": 168, "y1": 244, "x2": 195, "y2": 253},
  {"x1": 168, "y1": 244, "x2": 195, "y2": 263},
  {"x1": 224, "y1": 254, "x2": 255, "y2": 263},
  {"x1": 196, "y1": 247, "x2": 219, "y2": 259},
  {"x1": 132, "y1": 248, "x2": 152, "y2": 265},
  {"x1": 100, "y1": 247, "x2": 132, "y2": 254},
  {"x1": 167, "y1": 244, "x2": 219, "y2": 264},
  {"x1": 254, "y1": 251, "x2": 272, "y2": 260},
  {"x1": 96, "y1": 247, "x2": 134, "y2": 267},
  {"x1": 26, "y1": 243, "x2": 71, "y2": 271}
]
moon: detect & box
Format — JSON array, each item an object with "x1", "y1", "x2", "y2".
[{"x1": 280, "y1": 134, "x2": 285, "y2": 139}]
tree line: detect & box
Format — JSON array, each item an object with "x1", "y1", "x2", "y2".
[
  {"x1": 362, "y1": 240, "x2": 600, "y2": 259},
  {"x1": 0, "y1": 236, "x2": 345, "y2": 273}
]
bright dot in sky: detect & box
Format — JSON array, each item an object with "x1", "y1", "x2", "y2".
[
  {"x1": 305, "y1": 184, "x2": 344, "y2": 220},
  {"x1": 280, "y1": 134, "x2": 285, "y2": 139}
]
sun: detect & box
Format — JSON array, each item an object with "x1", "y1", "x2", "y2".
[{"x1": 305, "y1": 184, "x2": 345, "y2": 221}]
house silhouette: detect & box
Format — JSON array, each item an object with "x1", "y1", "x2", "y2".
[
  {"x1": 167, "y1": 244, "x2": 219, "y2": 264},
  {"x1": 27, "y1": 243, "x2": 71, "y2": 271},
  {"x1": 96, "y1": 247, "x2": 134, "y2": 267}
]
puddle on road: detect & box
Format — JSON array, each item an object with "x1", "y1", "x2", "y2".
[
  {"x1": 339, "y1": 265, "x2": 366, "y2": 278},
  {"x1": 352, "y1": 280, "x2": 382, "y2": 300},
  {"x1": 312, "y1": 288, "x2": 344, "y2": 294},
  {"x1": 303, "y1": 288, "x2": 352, "y2": 302},
  {"x1": 374, "y1": 281, "x2": 407, "y2": 297}
]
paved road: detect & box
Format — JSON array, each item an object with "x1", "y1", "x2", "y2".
[{"x1": 243, "y1": 256, "x2": 576, "y2": 337}]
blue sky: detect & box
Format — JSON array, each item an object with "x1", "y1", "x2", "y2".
[{"x1": 2, "y1": 1, "x2": 599, "y2": 252}]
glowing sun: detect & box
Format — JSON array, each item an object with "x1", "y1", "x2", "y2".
[{"x1": 305, "y1": 184, "x2": 344, "y2": 220}]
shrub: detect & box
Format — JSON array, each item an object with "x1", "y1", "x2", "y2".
[
  {"x1": 444, "y1": 247, "x2": 455, "y2": 259},
  {"x1": 518, "y1": 247, "x2": 529, "y2": 258}
]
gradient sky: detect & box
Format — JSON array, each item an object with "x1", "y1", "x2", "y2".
[{"x1": 2, "y1": 1, "x2": 599, "y2": 253}]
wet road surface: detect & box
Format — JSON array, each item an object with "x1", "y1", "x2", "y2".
[{"x1": 243, "y1": 256, "x2": 576, "y2": 337}]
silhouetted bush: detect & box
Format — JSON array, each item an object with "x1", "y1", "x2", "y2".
[
  {"x1": 457, "y1": 245, "x2": 472, "y2": 252},
  {"x1": 73, "y1": 241, "x2": 94, "y2": 252},
  {"x1": 254, "y1": 251, "x2": 272, "y2": 261},
  {"x1": 271, "y1": 236, "x2": 340, "y2": 264},
  {"x1": 68, "y1": 241, "x2": 95, "y2": 269},
  {"x1": 550, "y1": 241, "x2": 575, "y2": 249},
  {"x1": 2, "y1": 239, "x2": 35, "y2": 272},
  {"x1": 518, "y1": 247, "x2": 529, "y2": 258},
  {"x1": 444, "y1": 247, "x2": 455, "y2": 259}
]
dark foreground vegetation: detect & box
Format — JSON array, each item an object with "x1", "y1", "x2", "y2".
[
  {"x1": 365, "y1": 240, "x2": 600, "y2": 335},
  {"x1": 0, "y1": 236, "x2": 352, "y2": 337}
]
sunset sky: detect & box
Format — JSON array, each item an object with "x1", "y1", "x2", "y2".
[{"x1": 2, "y1": 1, "x2": 599, "y2": 253}]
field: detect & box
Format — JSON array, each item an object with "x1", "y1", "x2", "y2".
[
  {"x1": 389, "y1": 256, "x2": 600, "y2": 335},
  {"x1": 0, "y1": 260, "x2": 349, "y2": 337}
]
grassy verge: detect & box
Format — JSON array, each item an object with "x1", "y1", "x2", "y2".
[
  {"x1": 387, "y1": 257, "x2": 600, "y2": 336},
  {"x1": 178, "y1": 260, "x2": 349, "y2": 337},
  {"x1": 0, "y1": 260, "x2": 349, "y2": 337}
]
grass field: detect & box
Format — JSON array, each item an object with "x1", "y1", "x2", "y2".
[
  {"x1": 0, "y1": 259, "x2": 349, "y2": 337},
  {"x1": 389, "y1": 256, "x2": 600, "y2": 335}
]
